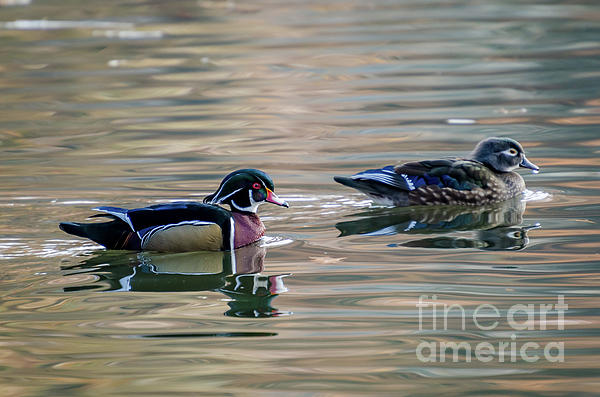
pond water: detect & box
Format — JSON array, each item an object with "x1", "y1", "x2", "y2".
[{"x1": 1, "y1": 0, "x2": 600, "y2": 395}]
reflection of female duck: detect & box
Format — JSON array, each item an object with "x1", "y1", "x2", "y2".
[
  {"x1": 62, "y1": 243, "x2": 290, "y2": 317},
  {"x1": 336, "y1": 197, "x2": 538, "y2": 250},
  {"x1": 399, "y1": 225, "x2": 538, "y2": 251}
]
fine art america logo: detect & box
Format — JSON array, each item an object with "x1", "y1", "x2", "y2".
[{"x1": 416, "y1": 295, "x2": 567, "y2": 363}]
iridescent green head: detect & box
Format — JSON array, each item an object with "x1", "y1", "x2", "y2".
[{"x1": 204, "y1": 169, "x2": 289, "y2": 213}]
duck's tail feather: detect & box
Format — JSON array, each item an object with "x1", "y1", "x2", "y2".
[
  {"x1": 334, "y1": 174, "x2": 410, "y2": 206},
  {"x1": 334, "y1": 176, "x2": 376, "y2": 191},
  {"x1": 59, "y1": 218, "x2": 138, "y2": 250}
]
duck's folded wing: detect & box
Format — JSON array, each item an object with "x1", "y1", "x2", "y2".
[
  {"x1": 394, "y1": 159, "x2": 493, "y2": 191},
  {"x1": 94, "y1": 202, "x2": 235, "y2": 251}
]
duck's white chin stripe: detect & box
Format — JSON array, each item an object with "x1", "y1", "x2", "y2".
[{"x1": 230, "y1": 192, "x2": 262, "y2": 213}]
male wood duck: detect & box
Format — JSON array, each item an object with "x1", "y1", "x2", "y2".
[
  {"x1": 59, "y1": 169, "x2": 289, "y2": 252},
  {"x1": 334, "y1": 137, "x2": 539, "y2": 206}
]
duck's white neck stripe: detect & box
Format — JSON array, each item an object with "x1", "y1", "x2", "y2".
[
  {"x1": 229, "y1": 217, "x2": 236, "y2": 269},
  {"x1": 230, "y1": 191, "x2": 261, "y2": 213}
]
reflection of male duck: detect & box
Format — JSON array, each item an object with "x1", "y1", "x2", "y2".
[
  {"x1": 336, "y1": 197, "x2": 539, "y2": 250},
  {"x1": 62, "y1": 243, "x2": 290, "y2": 317}
]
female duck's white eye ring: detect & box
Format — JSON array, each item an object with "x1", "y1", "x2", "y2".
[
  {"x1": 252, "y1": 182, "x2": 261, "y2": 190},
  {"x1": 508, "y1": 148, "x2": 518, "y2": 156}
]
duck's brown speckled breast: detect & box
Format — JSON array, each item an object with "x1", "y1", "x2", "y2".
[
  {"x1": 499, "y1": 171, "x2": 526, "y2": 197},
  {"x1": 231, "y1": 212, "x2": 266, "y2": 248}
]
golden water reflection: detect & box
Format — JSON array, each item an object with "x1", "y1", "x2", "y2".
[{"x1": 0, "y1": 0, "x2": 599, "y2": 395}]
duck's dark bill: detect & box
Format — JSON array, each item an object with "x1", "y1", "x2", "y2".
[
  {"x1": 266, "y1": 189, "x2": 289, "y2": 207},
  {"x1": 520, "y1": 155, "x2": 539, "y2": 173}
]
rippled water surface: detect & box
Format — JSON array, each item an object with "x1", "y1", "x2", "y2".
[{"x1": 1, "y1": 0, "x2": 600, "y2": 395}]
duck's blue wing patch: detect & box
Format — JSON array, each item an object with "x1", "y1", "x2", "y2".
[
  {"x1": 351, "y1": 162, "x2": 477, "y2": 192},
  {"x1": 396, "y1": 159, "x2": 483, "y2": 191}
]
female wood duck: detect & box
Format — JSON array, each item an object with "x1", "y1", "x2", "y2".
[
  {"x1": 59, "y1": 169, "x2": 289, "y2": 252},
  {"x1": 334, "y1": 137, "x2": 539, "y2": 206}
]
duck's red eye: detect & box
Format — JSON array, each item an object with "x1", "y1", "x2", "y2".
[{"x1": 252, "y1": 182, "x2": 261, "y2": 190}]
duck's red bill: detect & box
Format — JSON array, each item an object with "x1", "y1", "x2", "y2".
[{"x1": 266, "y1": 189, "x2": 289, "y2": 208}]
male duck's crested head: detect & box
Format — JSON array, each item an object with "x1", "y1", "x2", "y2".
[
  {"x1": 204, "y1": 169, "x2": 289, "y2": 213},
  {"x1": 469, "y1": 137, "x2": 539, "y2": 173}
]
